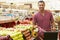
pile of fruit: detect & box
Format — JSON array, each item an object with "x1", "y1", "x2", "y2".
[
  {"x1": 0, "y1": 24, "x2": 38, "y2": 40},
  {"x1": 10, "y1": 31, "x2": 24, "y2": 40},
  {"x1": 14, "y1": 24, "x2": 33, "y2": 31},
  {"x1": 0, "y1": 28, "x2": 24, "y2": 40},
  {"x1": 14, "y1": 24, "x2": 38, "y2": 38}
]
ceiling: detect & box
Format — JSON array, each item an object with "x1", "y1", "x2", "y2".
[{"x1": 0, "y1": 0, "x2": 60, "y2": 10}]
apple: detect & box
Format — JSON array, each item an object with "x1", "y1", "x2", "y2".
[
  {"x1": 10, "y1": 31, "x2": 23, "y2": 40},
  {"x1": 0, "y1": 31, "x2": 7, "y2": 36},
  {"x1": 13, "y1": 37, "x2": 18, "y2": 40},
  {"x1": 12, "y1": 34, "x2": 23, "y2": 40},
  {"x1": 11, "y1": 32, "x2": 21, "y2": 38},
  {"x1": 18, "y1": 38, "x2": 24, "y2": 40},
  {"x1": 23, "y1": 20, "x2": 30, "y2": 24},
  {"x1": 18, "y1": 35, "x2": 23, "y2": 38}
]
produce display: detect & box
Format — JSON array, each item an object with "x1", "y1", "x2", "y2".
[
  {"x1": 0, "y1": 28, "x2": 24, "y2": 40},
  {"x1": 11, "y1": 32, "x2": 23, "y2": 40},
  {"x1": 0, "y1": 24, "x2": 38, "y2": 40},
  {"x1": 14, "y1": 24, "x2": 33, "y2": 30},
  {"x1": 14, "y1": 24, "x2": 38, "y2": 38}
]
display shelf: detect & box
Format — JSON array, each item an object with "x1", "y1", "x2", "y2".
[{"x1": 0, "y1": 23, "x2": 38, "y2": 40}]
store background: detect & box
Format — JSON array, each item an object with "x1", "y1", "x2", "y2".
[
  {"x1": 0, "y1": 0, "x2": 60, "y2": 40},
  {"x1": 0, "y1": 0, "x2": 60, "y2": 10}
]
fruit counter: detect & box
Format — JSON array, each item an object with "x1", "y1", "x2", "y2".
[
  {"x1": 0, "y1": 28, "x2": 24, "y2": 40},
  {"x1": 0, "y1": 16, "x2": 17, "y2": 24},
  {"x1": 0, "y1": 24, "x2": 38, "y2": 40},
  {"x1": 0, "y1": 16, "x2": 18, "y2": 28},
  {"x1": 14, "y1": 24, "x2": 38, "y2": 40}
]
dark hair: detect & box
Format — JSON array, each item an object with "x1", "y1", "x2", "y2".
[{"x1": 38, "y1": 1, "x2": 45, "y2": 4}]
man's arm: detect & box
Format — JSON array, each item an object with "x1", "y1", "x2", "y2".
[
  {"x1": 33, "y1": 15, "x2": 37, "y2": 28},
  {"x1": 50, "y1": 13, "x2": 56, "y2": 31}
]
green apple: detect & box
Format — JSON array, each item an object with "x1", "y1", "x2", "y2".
[
  {"x1": 0, "y1": 31, "x2": 7, "y2": 36},
  {"x1": 18, "y1": 38, "x2": 24, "y2": 40},
  {"x1": 13, "y1": 37, "x2": 19, "y2": 40},
  {"x1": 12, "y1": 34, "x2": 23, "y2": 40},
  {"x1": 18, "y1": 35, "x2": 23, "y2": 38},
  {"x1": 10, "y1": 32, "x2": 23, "y2": 38}
]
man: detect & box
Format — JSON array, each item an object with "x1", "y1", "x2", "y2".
[{"x1": 33, "y1": 1, "x2": 56, "y2": 40}]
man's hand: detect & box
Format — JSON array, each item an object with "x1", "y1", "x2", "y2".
[
  {"x1": 51, "y1": 27, "x2": 56, "y2": 31},
  {"x1": 51, "y1": 22, "x2": 57, "y2": 31},
  {"x1": 33, "y1": 25, "x2": 37, "y2": 28},
  {"x1": 33, "y1": 24, "x2": 38, "y2": 29}
]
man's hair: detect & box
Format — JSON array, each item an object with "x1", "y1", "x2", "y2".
[{"x1": 38, "y1": 1, "x2": 45, "y2": 4}]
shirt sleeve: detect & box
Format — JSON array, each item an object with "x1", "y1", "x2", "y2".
[
  {"x1": 50, "y1": 13, "x2": 54, "y2": 23},
  {"x1": 33, "y1": 15, "x2": 37, "y2": 25}
]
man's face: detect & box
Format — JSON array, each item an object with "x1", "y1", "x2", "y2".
[{"x1": 38, "y1": 2, "x2": 45, "y2": 11}]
